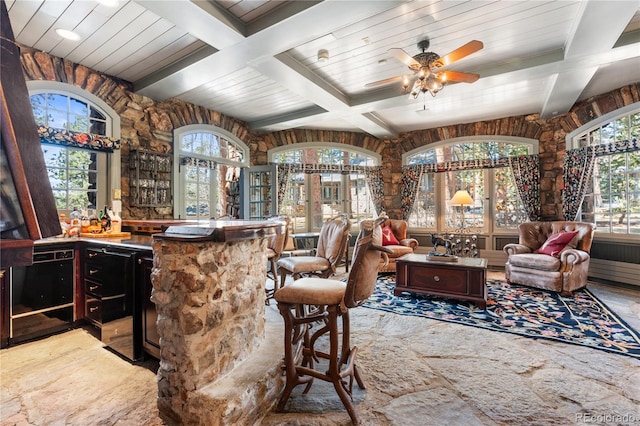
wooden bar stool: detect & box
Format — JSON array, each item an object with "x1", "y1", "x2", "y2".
[{"x1": 274, "y1": 216, "x2": 391, "y2": 424}]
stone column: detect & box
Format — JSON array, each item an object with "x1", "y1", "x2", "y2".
[{"x1": 151, "y1": 220, "x2": 281, "y2": 424}]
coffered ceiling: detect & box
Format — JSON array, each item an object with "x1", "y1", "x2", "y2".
[{"x1": 6, "y1": 0, "x2": 640, "y2": 139}]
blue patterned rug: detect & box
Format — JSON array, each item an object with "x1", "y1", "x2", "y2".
[{"x1": 364, "y1": 275, "x2": 640, "y2": 359}]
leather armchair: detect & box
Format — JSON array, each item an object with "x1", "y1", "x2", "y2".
[
  {"x1": 378, "y1": 218, "x2": 419, "y2": 273},
  {"x1": 504, "y1": 221, "x2": 596, "y2": 296}
]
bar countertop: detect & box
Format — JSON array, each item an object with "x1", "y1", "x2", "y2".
[{"x1": 154, "y1": 219, "x2": 283, "y2": 243}]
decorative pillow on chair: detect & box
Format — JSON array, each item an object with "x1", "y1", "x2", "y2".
[
  {"x1": 537, "y1": 231, "x2": 579, "y2": 257},
  {"x1": 381, "y1": 226, "x2": 399, "y2": 246}
]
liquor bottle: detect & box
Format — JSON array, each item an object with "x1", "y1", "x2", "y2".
[
  {"x1": 109, "y1": 208, "x2": 122, "y2": 234},
  {"x1": 100, "y1": 205, "x2": 111, "y2": 232}
]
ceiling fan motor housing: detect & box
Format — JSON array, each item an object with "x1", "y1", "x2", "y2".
[{"x1": 411, "y1": 51, "x2": 441, "y2": 71}]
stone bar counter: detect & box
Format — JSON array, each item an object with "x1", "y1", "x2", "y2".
[{"x1": 151, "y1": 219, "x2": 285, "y2": 425}]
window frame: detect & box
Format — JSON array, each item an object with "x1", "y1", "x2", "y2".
[
  {"x1": 173, "y1": 124, "x2": 249, "y2": 220},
  {"x1": 269, "y1": 142, "x2": 381, "y2": 233},
  {"x1": 27, "y1": 81, "x2": 120, "y2": 214},
  {"x1": 566, "y1": 103, "x2": 640, "y2": 240},
  {"x1": 403, "y1": 136, "x2": 538, "y2": 235}
]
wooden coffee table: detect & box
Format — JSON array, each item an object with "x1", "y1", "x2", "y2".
[{"x1": 395, "y1": 253, "x2": 488, "y2": 309}]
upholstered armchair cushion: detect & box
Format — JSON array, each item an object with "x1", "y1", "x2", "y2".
[
  {"x1": 377, "y1": 218, "x2": 419, "y2": 272},
  {"x1": 504, "y1": 221, "x2": 596, "y2": 296}
]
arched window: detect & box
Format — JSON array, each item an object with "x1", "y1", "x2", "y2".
[
  {"x1": 567, "y1": 105, "x2": 640, "y2": 236},
  {"x1": 27, "y1": 81, "x2": 119, "y2": 215},
  {"x1": 404, "y1": 137, "x2": 537, "y2": 233},
  {"x1": 174, "y1": 125, "x2": 249, "y2": 219},
  {"x1": 270, "y1": 143, "x2": 380, "y2": 232}
]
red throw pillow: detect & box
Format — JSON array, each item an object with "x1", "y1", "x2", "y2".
[
  {"x1": 381, "y1": 226, "x2": 399, "y2": 246},
  {"x1": 537, "y1": 231, "x2": 579, "y2": 257}
]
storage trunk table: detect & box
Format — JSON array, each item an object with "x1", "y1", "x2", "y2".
[{"x1": 395, "y1": 253, "x2": 488, "y2": 309}]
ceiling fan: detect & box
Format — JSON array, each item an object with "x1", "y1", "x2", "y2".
[{"x1": 366, "y1": 39, "x2": 483, "y2": 99}]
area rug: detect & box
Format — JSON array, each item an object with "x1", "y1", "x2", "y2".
[{"x1": 364, "y1": 275, "x2": 640, "y2": 359}]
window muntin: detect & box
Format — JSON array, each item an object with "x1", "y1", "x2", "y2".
[
  {"x1": 406, "y1": 139, "x2": 533, "y2": 233},
  {"x1": 30, "y1": 93, "x2": 107, "y2": 135},
  {"x1": 575, "y1": 109, "x2": 640, "y2": 235},
  {"x1": 180, "y1": 131, "x2": 245, "y2": 164},
  {"x1": 30, "y1": 91, "x2": 108, "y2": 212},
  {"x1": 272, "y1": 146, "x2": 378, "y2": 232}
]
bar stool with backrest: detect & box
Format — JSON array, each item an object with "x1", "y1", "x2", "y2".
[
  {"x1": 273, "y1": 216, "x2": 392, "y2": 424},
  {"x1": 265, "y1": 215, "x2": 290, "y2": 303},
  {"x1": 276, "y1": 214, "x2": 351, "y2": 289}
]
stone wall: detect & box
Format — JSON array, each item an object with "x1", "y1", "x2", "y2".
[{"x1": 19, "y1": 46, "x2": 640, "y2": 221}]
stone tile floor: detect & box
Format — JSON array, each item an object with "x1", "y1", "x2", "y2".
[{"x1": 1, "y1": 272, "x2": 639, "y2": 426}]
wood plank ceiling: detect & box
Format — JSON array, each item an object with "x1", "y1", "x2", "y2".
[{"x1": 6, "y1": 0, "x2": 640, "y2": 139}]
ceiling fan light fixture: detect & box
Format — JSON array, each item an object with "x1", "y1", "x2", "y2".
[
  {"x1": 365, "y1": 38, "x2": 483, "y2": 101},
  {"x1": 317, "y1": 49, "x2": 329, "y2": 62}
]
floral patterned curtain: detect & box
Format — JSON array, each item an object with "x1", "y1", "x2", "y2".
[
  {"x1": 38, "y1": 126, "x2": 120, "y2": 152},
  {"x1": 276, "y1": 164, "x2": 291, "y2": 211},
  {"x1": 562, "y1": 146, "x2": 596, "y2": 221},
  {"x1": 363, "y1": 167, "x2": 384, "y2": 215},
  {"x1": 508, "y1": 154, "x2": 540, "y2": 221},
  {"x1": 401, "y1": 165, "x2": 423, "y2": 220}
]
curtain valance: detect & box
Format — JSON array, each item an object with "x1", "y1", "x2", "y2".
[
  {"x1": 38, "y1": 126, "x2": 120, "y2": 152},
  {"x1": 276, "y1": 163, "x2": 382, "y2": 175},
  {"x1": 402, "y1": 157, "x2": 511, "y2": 175},
  {"x1": 180, "y1": 157, "x2": 217, "y2": 169}
]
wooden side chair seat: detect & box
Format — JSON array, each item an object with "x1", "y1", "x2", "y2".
[{"x1": 274, "y1": 216, "x2": 392, "y2": 424}]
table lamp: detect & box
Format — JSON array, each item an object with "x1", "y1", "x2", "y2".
[{"x1": 450, "y1": 189, "x2": 474, "y2": 229}]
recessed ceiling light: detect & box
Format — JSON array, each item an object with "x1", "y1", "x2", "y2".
[
  {"x1": 55, "y1": 28, "x2": 81, "y2": 41},
  {"x1": 317, "y1": 49, "x2": 329, "y2": 62}
]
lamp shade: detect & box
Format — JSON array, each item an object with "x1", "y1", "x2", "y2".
[{"x1": 450, "y1": 190, "x2": 474, "y2": 206}]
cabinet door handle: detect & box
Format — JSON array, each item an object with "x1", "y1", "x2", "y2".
[
  {"x1": 89, "y1": 269, "x2": 99, "y2": 275},
  {"x1": 138, "y1": 259, "x2": 142, "y2": 264},
  {"x1": 88, "y1": 252, "x2": 98, "y2": 258},
  {"x1": 90, "y1": 306, "x2": 98, "y2": 312},
  {"x1": 433, "y1": 275, "x2": 440, "y2": 282},
  {"x1": 89, "y1": 285, "x2": 98, "y2": 292}
]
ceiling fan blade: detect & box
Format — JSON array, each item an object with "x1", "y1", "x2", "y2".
[
  {"x1": 434, "y1": 40, "x2": 483, "y2": 68},
  {"x1": 388, "y1": 48, "x2": 420, "y2": 68},
  {"x1": 441, "y1": 70, "x2": 480, "y2": 83},
  {"x1": 365, "y1": 75, "x2": 405, "y2": 87}
]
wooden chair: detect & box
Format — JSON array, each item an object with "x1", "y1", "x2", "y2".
[
  {"x1": 274, "y1": 216, "x2": 392, "y2": 424},
  {"x1": 276, "y1": 214, "x2": 351, "y2": 289}
]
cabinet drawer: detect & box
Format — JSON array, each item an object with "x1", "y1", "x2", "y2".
[
  {"x1": 85, "y1": 296, "x2": 127, "y2": 324},
  {"x1": 407, "y1": 266, "x2": 469, "y2": 294},
  {"x1": 84, "y1": 279, "x2": 125, "y2": 298}
]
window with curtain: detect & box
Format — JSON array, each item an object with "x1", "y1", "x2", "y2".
[
  {"x1": 29, "y1": 91, "x2": 110, "y2": 212},
  {"x1": 174, "y1": 126, "x2": 248, "y2": 220},
  {"x1": 573, "y1": 109, "x2": 640, "y2": 235},
  {"x1": 271, "y1": 144, "x2": 379, "y2": 233},
  {"x1": 406, "y1": 139, "x2": 533, "y2": 233}
]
